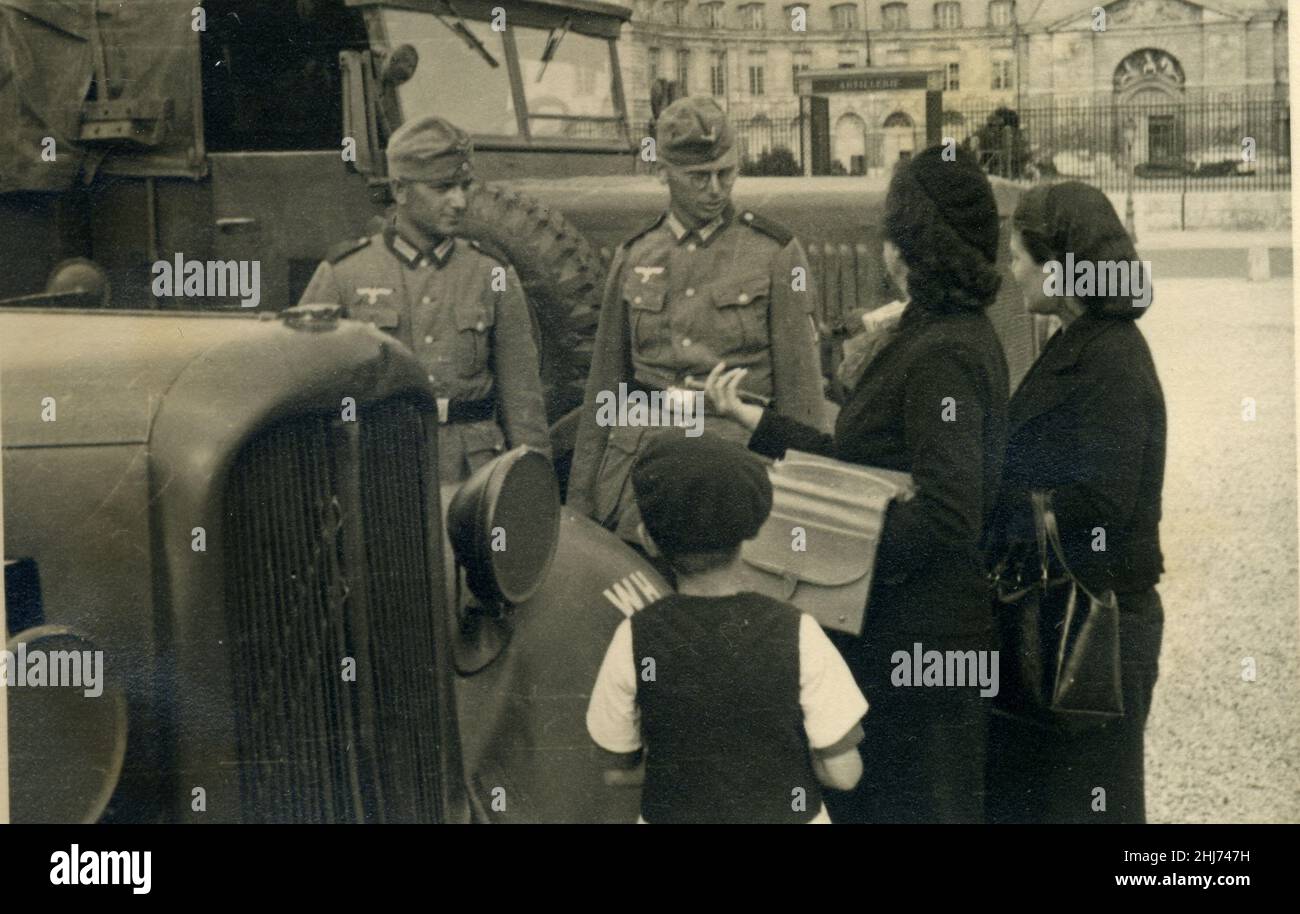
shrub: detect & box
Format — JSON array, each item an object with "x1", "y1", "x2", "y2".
[{"x1": 740, "y1": 146, "x2": 802, "y2": 176}]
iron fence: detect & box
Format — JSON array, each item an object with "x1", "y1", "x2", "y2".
[
  {"x1": 945, "y1": 97, "x2": 1290, "y2": 191},
  {"x1": 631, "y1": 96, "x2": 1289, "y2": 190}
]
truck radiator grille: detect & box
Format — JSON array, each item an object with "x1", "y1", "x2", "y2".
[
  {"x1": 224, "y1": 399, "x2": 443, "y2": 822},
  {"x1": 357, "y1": 400, "x2": 445, "y2": 823}
]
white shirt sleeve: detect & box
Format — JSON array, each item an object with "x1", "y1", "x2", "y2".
[
  {"x1": 798, "y1": 613, "x2": 869, "y2": 750},
  {"x1": 585, "y1": 618, "x2": 642, "y2": 754}
]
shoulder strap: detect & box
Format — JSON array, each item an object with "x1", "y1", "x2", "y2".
[
  {"x1": 326, "y1": 235, "x2": 372, "y2": 265},
  {"x1": 738, "y1": 210, "x2": 794, "y2": 246},
  {"x1": 465, "y1": 238, "x2": 507, "y2": 268},
  {"x1": 1031, "y1": 490, "x2": 1117, "y2": 607},
  {"x1": 619, "y1": 213, "x2": 667, "y2": 251}
]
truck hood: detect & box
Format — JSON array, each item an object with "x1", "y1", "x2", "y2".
[
  {"x1": 0, "y1": 309, "x2": 402, "y2": 447},
  {"x1": 502, "y1": 175, "x2": 1023, "y2": 253}
]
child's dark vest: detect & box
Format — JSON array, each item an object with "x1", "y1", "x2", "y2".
[{"x1": 631, "y1": 593, "x2": 823, "y2": 823}]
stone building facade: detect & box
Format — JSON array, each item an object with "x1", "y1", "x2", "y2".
[{"x1": 619, "y1": 0, "x2": 1289, "y2": 172}]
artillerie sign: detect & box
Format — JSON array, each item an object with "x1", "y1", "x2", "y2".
[{"x1": 808, "y1": 72, "x2": 933, "y2": 93}]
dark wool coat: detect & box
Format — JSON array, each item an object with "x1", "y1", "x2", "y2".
[
  {"x1": 750, "y1": 305, "x2": 1011, "y2": 638},
  {"x1": 989, "y1": 312, "x2": 1166, "y2": 596},
  {"x1": 749, "y1": 303, "x2": 1010, "y2": 823}
]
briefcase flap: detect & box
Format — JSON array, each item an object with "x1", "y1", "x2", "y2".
[{"x1": 740, "y1": 451, "x2": 914, "y2": 633}]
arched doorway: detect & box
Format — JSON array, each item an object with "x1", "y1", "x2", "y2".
[
  {"x1": 1113, "y1": 48, "x2": 1185, "y2": 168},
  {"x1": 834, "y1": 113, "x2": 867, "y2": 175},
  {"x1": 881, "y1": 110, "x2": 917, "y2": 167}
]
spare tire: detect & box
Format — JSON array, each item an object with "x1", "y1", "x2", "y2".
[{"x1": 459, "y1": 182, "x2": 605, "y2": 428}]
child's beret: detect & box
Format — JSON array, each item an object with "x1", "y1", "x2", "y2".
[{"x1": 632, "y1": 432, "x2": 772, "y2": 556}]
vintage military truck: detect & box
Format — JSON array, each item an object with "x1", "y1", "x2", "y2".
[{"x1": 1, "y1": 303, "x2": 666, "y2": 823}]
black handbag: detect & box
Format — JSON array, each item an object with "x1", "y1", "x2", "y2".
[{"x1": 991, "y1": 490, "x2": 1124, "y2": 730}]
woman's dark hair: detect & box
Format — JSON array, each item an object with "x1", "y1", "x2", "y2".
[
  {"x1": 883, "y1": 144, "x2": 1003, "y2": 315},
  {"x1": 1013, "y1": 181, "x2": 1152, "y2": 319}
]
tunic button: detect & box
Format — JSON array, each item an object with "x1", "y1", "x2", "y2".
[
  {"x1": 422, "y1": 296, "x2": 431, "y2": 305},
  {"x1": 682, "y1": 337, "x2": 692, "y2": 347},
  {"x1": 427, "y1": 374, "x2": 436, "y2": 383},
  {"x1": 476, "y1": 321, "x2": 485, "y2": 332},
  {"x1": 687, "y1": 243, "x2": 697, "y2": 252},
  {"x1": 424, "y1": 335, "x2": 434, "y2": 344},
  {"x1": 633, "y1": 295, "x2": 643, "y2": 304},
  {"x1": 685, "y1": 288, "x2": 695, "y2": 297},
  {"x1": 737, "y1": 293, "x2": 750, "y2": 304}
]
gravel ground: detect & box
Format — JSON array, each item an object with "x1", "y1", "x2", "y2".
[{"x1": 1140, "y1": 276, "x2": 1300, "y2": 824}]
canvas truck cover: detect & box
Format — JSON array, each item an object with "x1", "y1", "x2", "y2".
[{"x1": 0, "y1": 0, "x2": 201, "y2": 193}]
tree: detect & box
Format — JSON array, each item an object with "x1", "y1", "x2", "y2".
[{"x1": 965, "y1": 107, "x2": 1030, "y2": 179}]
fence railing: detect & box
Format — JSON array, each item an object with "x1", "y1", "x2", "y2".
[
  {"x1": 631, "y1": 96, "x2": 1290, "y2": 190},
  {"x1": 948, "y1": 97, "x2": 1290, "y2": 191}
]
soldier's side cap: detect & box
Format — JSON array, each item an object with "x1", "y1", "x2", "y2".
[
  {"x1": 632, "y1": 432, "x2": 772, "y2": 556},
  {"x1": 387, "y1": 115, "x2": 474, "y2": 182},
  {"x1": 656, "y1": 96, "x2": 736, "y2": 168}
]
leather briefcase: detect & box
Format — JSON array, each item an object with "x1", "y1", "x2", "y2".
[{"x1": 735, "y1": 450, "x2": 914, "y2": 635}]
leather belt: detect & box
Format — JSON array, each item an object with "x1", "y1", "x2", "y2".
[{"x1": 435, "y1": 395, "x2": 495, "y2": 425}]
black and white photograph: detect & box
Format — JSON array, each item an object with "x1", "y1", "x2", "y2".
[{"x1": 0, "y1": 0, "x2": 1296, "y2": 884}]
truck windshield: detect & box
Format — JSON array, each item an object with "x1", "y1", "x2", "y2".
[
  {"x1": 513, "y1": 27, "x2": 620, "y2": 140},
  {"x1": 376, "y1": 7, "x2": 622, "y2": 142},
  {"x1": 382, "y1": 7, "x2": 520, "y2": 137}
]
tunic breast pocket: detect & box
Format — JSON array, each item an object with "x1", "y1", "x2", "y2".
[
  {"x1": 625, "y1": 277, "x2": 668, "y2": 351},
  {"x1": 708, "y1": 273, "x2": 770, "y2": 352},
  {"x1": 453, "y1": 298, "x2": 495, "y2": 378}
]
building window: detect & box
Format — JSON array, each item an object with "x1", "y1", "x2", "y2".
[
  {"x1": 711, "y1": 51, "x2": 727, "y2": 96},
  {"x1": 648, "y1": 46, "x2": 661, "y2": 83},
  {"x1": 701, "y1": 2, "x2": 725, "y2": 28},
  {"x1": 988, "y1": 1, "x2": 1014, "y2": 26},
  {"x1": 676, "y1": 49, "x2": 691, "y2": 93},
  {"x1": 945, "y1": 61, "x2": 960, "y2": 91},
  {"x1": 791, "y1": 52, "x2": 812, "y2": 91},
  {"x1": 934, "y1": 2, "x2": 961, "y2": 29},
  {"x1": 832, "y1": 4, "x2": 859, "y2": 30},
  {"x1": 991, "y1": 58, "x2": 1012, "y2": 89},
  {"x1": 785, "y1": 4, "x2": 811, "y2": 29},
  {"x1": 739, "y1": 3, "x2": 766, "y2": 30},
  {"x1": 882, "y1": 3, "x2": 909, "y2": 30},
  {"x1": 749, "y1": 63, "x2": 766, "y2": 95},
  {"x1": 664, "y1": 0, "x2": 686, "y2": 26}
]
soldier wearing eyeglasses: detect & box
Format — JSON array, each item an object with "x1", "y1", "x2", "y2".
[
  {"x1": 568, "y1": 96, "x2": 826, "y2": 543},
  {"x1": 300, "y1": 115, "x2": 550, "y2": 482}
]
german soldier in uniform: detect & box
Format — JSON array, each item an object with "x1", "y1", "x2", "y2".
[
  {"x1": 300, "y1": 115, "x2": 550, "y2": 482},
  {"x1": 568, "y1": 96, "x2": 826, "y2": 542}
]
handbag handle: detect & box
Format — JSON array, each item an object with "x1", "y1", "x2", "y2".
[{"x1": 1029, "y1": 490, "x2": 1118, "y2": 610}]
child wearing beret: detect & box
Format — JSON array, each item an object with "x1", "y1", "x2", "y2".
[{"x1": 585, "y1": 432, "x2": 868, "y2": 823}]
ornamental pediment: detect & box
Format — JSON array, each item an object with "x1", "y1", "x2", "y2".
[{"x1": 1050, "y1": 0, "x2": 1239, "y2": 32}]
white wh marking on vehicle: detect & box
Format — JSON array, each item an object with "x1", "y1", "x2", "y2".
[{"x1": 602, "y1": 571, "x2": 662, "y2": 616}]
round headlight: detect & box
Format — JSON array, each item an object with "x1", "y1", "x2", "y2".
[
  {"x1": 4, "y1": 626, "x2": 127, "y2": 823},
  {"x1": 446, "y1": 446, "x2": 560, "y2": 607}
]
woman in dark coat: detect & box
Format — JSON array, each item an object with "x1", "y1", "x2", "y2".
[
  {"x1": 986, "y1": 181, "x2": 1166, "y2": 823},
  {"x1": 706, "y1": 146, "x2": 1010, "y2": 823}
]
